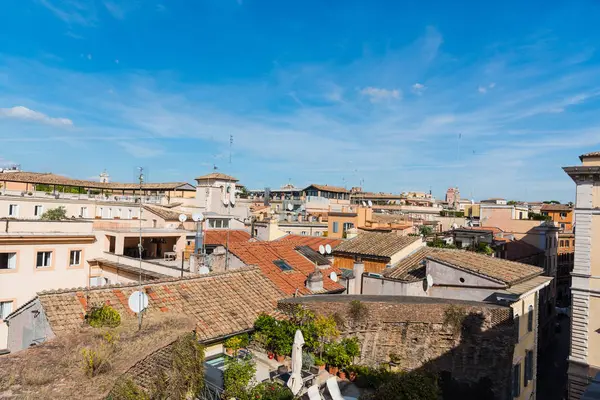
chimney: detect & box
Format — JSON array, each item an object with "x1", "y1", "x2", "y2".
[
  {"x1": 353, "y1": 261, "x2": 365, "y2": 294},
  {"x1": 306, "y1": 270, "x2": 324, "y2": 292}
]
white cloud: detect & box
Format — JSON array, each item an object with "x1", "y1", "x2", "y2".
[
  {"x1": 359, "y1": 87, "x2": 401, "y2": 102},
  {"x1": 412, "y1": 83, "x2": 426, "y2": 95},
  {"x1": 38, "y1": 0, "x2": 96, "y2": 26},
  {"x1": 478, "y1": 86, "x2": 487, "y2": 94},
  {"x1": 0, "y1": 106, "x2": 73, "y2": 127},
  {"x1": 119, "y1": 142, "x2": 163, "y2": 158},
  {"x1": 103, "y1": 1, "x2": 125, "y2": 19}
]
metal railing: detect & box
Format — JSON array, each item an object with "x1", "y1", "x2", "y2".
[{"x1": 197, "y1": 380, "x2": 224, "y2": 400}]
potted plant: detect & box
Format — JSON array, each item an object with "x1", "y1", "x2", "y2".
[
  {"x1": 324, "y1": 342, "x2": 349, "y2": 377},
  {"x1": 224, "y1": 334, "x2": 248, "y2": 357},
  {"x1": 314, "y1": 357, "x2": 326, "y2": 371}
]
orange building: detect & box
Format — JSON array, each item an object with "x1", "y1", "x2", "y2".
[
  {"x1": 540, "y1": 204, "x2": 573, "y2": 232},
  {"x1": 327, "y1": 206, "x2": 372, "y2": 239}
]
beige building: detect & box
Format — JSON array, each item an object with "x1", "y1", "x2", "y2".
[{"x1": 563, "y1": 151, "x2": 600, "y2": 398}]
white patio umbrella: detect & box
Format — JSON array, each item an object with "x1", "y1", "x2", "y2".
[{"x1": 287, "y1": 329, "x2": 305, "y2": 395}]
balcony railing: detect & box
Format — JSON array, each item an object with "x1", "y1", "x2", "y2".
[{"x1": 196, "y1": 380, "x2": 224, "y2": 400}]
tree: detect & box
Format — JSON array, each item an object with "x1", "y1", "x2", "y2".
[
  {"x1": 418, "y1": 225, "x2": 433, "y2": 237},
  {"x1": 40, "y1": 206, "x2": 68, "y2": 221},
  {"x1": 507, "y1": 200, "x2": 518, "y2": 205}
]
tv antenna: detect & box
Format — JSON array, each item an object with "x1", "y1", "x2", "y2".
[
  {"x1": 137, "y1": 167, "x2": 144, "y2": 330},
  {"x1": 229, "y1": 134, "x2": 233, "y2": 165}
]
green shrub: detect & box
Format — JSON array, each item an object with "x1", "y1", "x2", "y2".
[
  {"x1": 302, "y1": 352, "x2": 315, "y2": 370},
  {"x1": 110, "y1": 378, "x2": 149, "y2": 400},
  {"x1": 168, "y1": 333, "x2": 206, "y2": 399},
  {"x1": 360, "y1": 371, "x2": 439, "y2": 400},
  {"x1": 224, "y1": 333, "x2": 249, "y2": 352},
  {"x1": 224, "y1": 356, "x2": 256, "y2": 400},
  {"x1": 251, "y1": 382, "x2": 294, "y2": 400},
  {"x1": 341, "y1": 337, "x2": 360, "y2": 361},
  {"x1": 324, "y1": 342, "x2": 350, "y2": 368},
  {"x1": 443, "y1": 305, "x2": 466, "y2": 335},
  {"x1": 81, "y1": 347, "x2": 111, "y2": 377},
  {"x1": 40, "y1": 206, "x2": 68, "y2": 221},
  {"x1": 348, "y1": 300, "x2": 368, "y2": 322},
  {"x1": 86, "y1": 305, "x2": 121, "y2": 328}
]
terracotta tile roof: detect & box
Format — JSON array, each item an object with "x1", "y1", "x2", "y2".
[
  {"x1": 459, "y1": 226, "x2": 504, "y2": 234},
  {"x1": 579, "y1": 151, "x2": 600, "y2": 160},
  {"x1": 227, "y1": 241, "x2": 344, "y2": 295},
  {"x1": 333, "y1": 232, "x2": 421, "y2": 259},
  {"x1": 20, "y1": 267, "x2": 284, "y2": 342},
  {"x1": 195, "y1": 172, "x2": 238, "y2": 182},
  {"x1": 295, "y1": 245, "x2": 331, "y2": 266},
  {"x1": 427, "y1": 250, "x2": 543, "y2": 286},
  {"x1": 277, "y1": 235, "x2": 342, "y2": 251},
  {"x1": 303, "y1": 184, "x2": 350, "y2": 194},
  {"x1": 203, "y1": 230, "x2": 251, "y2": 246},
  {"x1": 540, "y1": 204, "x2": 572, "y2": 212},
  {"x1": 383, "y1": 247, "x2": 438, "y2": 282},
  {"x1": 0, "y1": 171, "x2": 194, "y2": 191},
  {"x1": 504, "y1": 240, "x2": 544, "y2": 262},
  {"x1": 143, "y1": 205, "x2": 191, "y2": 221}
]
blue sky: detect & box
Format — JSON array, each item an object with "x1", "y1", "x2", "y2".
[{"x1": 1, "y1": 1, "x2": 600, "y2": 202}]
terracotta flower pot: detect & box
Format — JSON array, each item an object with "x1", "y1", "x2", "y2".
[
  {"x1": 328, "y1": 366, "x2": 339, "y2": 375},
  {"x1": 276, "y1": 354, "x2": 285, "y2": 363},
  {"x1": 338, "y1": 371, "x2": 347, "y2": 380},
  {"x1": 225, "y1": 348, "x2": 234, "y2": 356}
]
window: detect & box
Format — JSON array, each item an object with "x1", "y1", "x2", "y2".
[
  {"x1": 128, "y1": 209, "x2": 133, "y2": 219},
  {"x1": 89, "y1": 277, "x2": 108, "y2": 287},
  {"x1": 8, "y1": 204, "x2": 19, "y2": 217},
  {"x1": 152, "y1": 219, "x2": 157, "y2": 228},
  {"x1": 514, "y1": 313, "x2": 520, "y2": 337},
  {"x1": 0, "y1": 301, "x2": 13, "y2": 320},
  {"x1": 560, "y1": 240, "x2": 564, "y2": 247},
  {"x1": 107, "y1": 208, "x2": 112, "y2": 218},
  {"x1": 0, "y1": 252, "x2": 17, "y2": 270},
  {"x1": 80, "y1": 206, "x2": 88, "y2": 218},
  {"x1": 560, "y1": 212, "x2": 567, "y2": 218},
  {"x1": 301, "y1": 231, "x2": 307, "y2": 235},
  {"x1": 527, "y1": 305, "x2": 534, "y2": 332},
  {"x1": 69, "y1": 250, "x2": 82, "y2": 266},
  {"x1": 314, "y1": 231, "x2": 322, "y2": 236},
  {"x1": 36, "y1": 251, "x2": 53, "y2": 268},
  {"x1": 116, "y1": 208, "x2": 121, "y2": 218},
  {"x1": 98, "y1": 207, "x2": 103, "y2": 218},
  {"x1": 273, "y1": 259, "x2": 293, "y2": 271},
  {"x1": 332, "y1": 221, "x2": 339, "y2": 233},
  {"x1": 561, "y1": 223, "x2": 566, "y2": 230},
  {"x1": 512, "y1": 363, "x2": 521, "y2": 398},
  {"x1": 34, "y1": 205, "x2": 43, "y2": 217},
  {"x1": 524, "y1": 350, "x2": 534, "y2": 386},
  {"x1": 343, "y1": 222, "x2": 355, "y2": 232}
]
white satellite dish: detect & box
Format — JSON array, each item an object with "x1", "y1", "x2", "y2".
[
  {"x1": 287, "y1": 203, "x2": 293, "y2": 211},
  {"x1": 426, "y1": 274, "x2": 433, "y2": 289},
  {"x1": 361, "y1": 201, "x2": 367, "y2": 207},
  {"x1": 330, "y1": 271, "x2": 338, "y2": 282},
  {"x1": 192, "y1": 213, "x2": 204, "y2": 222},
  {"x1": 198, "y1": 266, "x2": 210, "y2": 275},
  {"x1": 318, "y1": 245, "x2": 325, "y2": 255},
  {"x1": 178, "y1": 214, "x2": 188, "y2": 223},
  {"x1": 325, "y1": 244, "x2": 332, "y2": 254},
  {"x1": 367, "y1": 200, "x2": 373, "y2": 208},
  {"x1": 128, "y1": 291, "x2": 149, "y2": 314}
]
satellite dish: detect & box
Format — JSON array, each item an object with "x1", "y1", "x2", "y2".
[
  {"x1": 198, "y1": 266, "x2": 210, "y2": 275},
  {"x1": 319, "y1": 245, "x2": 325, "y2": 255},
  {"x1": 287, "y1": 203, "x2": 293, "y2": 211},
  {"x1": 368, "y1": 200, "x2": 373, "y2": 208},
  {"x1": 325, "y1": 244, "x2": 332, "y2": 254},
  {"x1": 330, "y1": 272, "x2": 338, "y2": 282},
  {"x1": 426, "y1": 274, "x2": 433, "y2": 289},
  {"x1": 178, "y1": 214, "x2": 188, "y2": 223},
  {"x1": 361, "y1": 201, "x2": 367, "y2": 207},
  {"x1": 128, "y1": 291, "x2": 149, "y2": 314},
  {"x1": 192, "y1": 213, "x2": 204, "y2": 222}
]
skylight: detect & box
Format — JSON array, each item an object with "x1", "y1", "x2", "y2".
[{"x1": 273, "y1": 259, "x2": 293, "y2": 271}]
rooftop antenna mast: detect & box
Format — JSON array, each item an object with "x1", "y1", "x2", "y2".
[
  {"x1": 225, "y1": 135, "x2": 233, "y2": 270},
  {"x1": 137, "y1": 167, "x2": 144, "y2": 331}
]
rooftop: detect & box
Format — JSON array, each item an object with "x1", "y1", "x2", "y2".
[
  {"x1": 383, "y1": 247, "x2": 438, "y2": 282},
  {"x1": 540, "y1": 204, "x2": 573, "y2": 212},
  {"x1": 0, "y1": 171, "x2": 195, "y2": 191},
  {"x1": 89, "y1": 258, "x2": 170, "y2": 280},
  {"x1": 579, "y1": 151, "x2": 600, "y2": 160},
  {"x1": 203, "y1": 229, "x2": 252, "y2": 246},
  {"x1": 427, "y1": 249, "x2": 543, "y2": 286},
  {"x1": 227, "y1": 241, "x2": 344, "y2": 295},
  {"x1": 143, "y1": 204, "x2": 191, "y2": 221},
  {"x1": 7, "y1": 267, "x2": 284, "y2": 342},
  {"x1": 303, "y1": 184, "x2": 350, "y2": 194},
  {"x1": 195, "y1": 172, "x2": 238, "y2": 182},
  {"x1": 333, "y1": 232, "x2": 421, "y2": 259},
  {"x1": 277, "y1": 234, "x2": 342, "y2": 251}
]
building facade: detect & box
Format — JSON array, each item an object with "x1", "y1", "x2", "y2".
[{"x1": 563, "y1": 151, "x2": 600, "y2": 399}]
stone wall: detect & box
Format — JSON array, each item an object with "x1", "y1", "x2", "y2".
[{"x1": 279, "y1": 296, "x2": 516, "y2": 400}]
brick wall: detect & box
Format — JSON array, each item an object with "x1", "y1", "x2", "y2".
[{"x1": 279, "y1": 297, "x2": 516, "y2": 399}]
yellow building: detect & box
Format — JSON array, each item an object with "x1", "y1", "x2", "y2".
[{"x1": 563, "y1": 151, "x2": 600, "y2": 399}]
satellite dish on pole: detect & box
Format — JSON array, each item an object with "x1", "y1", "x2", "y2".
[
  {"x1": 319, "y1": 245, "x2": 325, "y2": 255},
  {"x1": 128, "y1": 291, "x2": 149, "y2": 314},
  {"x1": 367, "y1": 200, "x2": 373, "y2": 208},
  {"x1": 287, "y1": 203, "x2": 293, "y2": 211},
  {"x1": 330, "y1": 272, "x2": 338, "y2": 282},
  {"x1": 426, "y1": 274, "x2": 433, "y2": 289},
  {"x1": 325, "y1": 244, "x2": 332, "y2": 254},
  {"x1": 178, "y1": 214, "x2": 188, "y2": 223},
  {"x1": 198, "y1": 266, "x2": 210, "y2": 275},
  {"x1": 192, "y1": 213, "x2": 204, "y2": 222}
]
